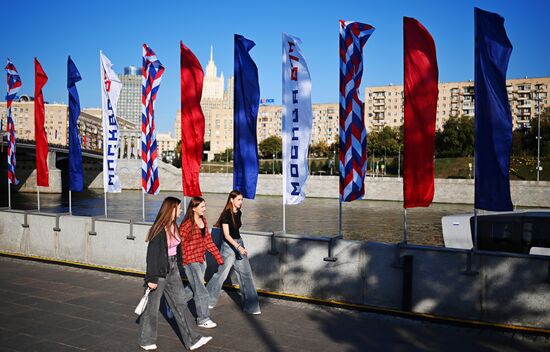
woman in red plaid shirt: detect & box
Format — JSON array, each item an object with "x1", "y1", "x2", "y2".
[{"x1": 180, "y1": 196, "x2": 224, "y2": 329}]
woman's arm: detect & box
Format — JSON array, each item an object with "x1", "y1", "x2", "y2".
[{"x1": 222, "y1": 223, "x2": 248, "y2": 256}]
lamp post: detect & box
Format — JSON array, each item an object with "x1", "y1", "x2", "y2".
[
  {"x1": 226, "y1": 149, "x2": 229, "y2": 174},
  {"x1": 272, "y1": 153, "x2": 275, "y2": 174},
  {"x1": 398, "y1": 144, "x2": 402, "y2": 179},
  {"x1": 468, "y1": 162, "x2": 472, "y2": 179},
  {"x1": 384, "y1": 147, "x2": 387, "y2": 176},
  {"x1": 535, "y1": 83, "x2": 543, "y2": 182}
]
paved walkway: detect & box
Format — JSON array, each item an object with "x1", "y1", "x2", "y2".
[{"x1": 0, "y1": 256, "x2": 548, "y2": 352}]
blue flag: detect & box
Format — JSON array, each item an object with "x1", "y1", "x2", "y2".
[
  {"x1": 67, "y1": 56, "x2": 83, "y2": 192},
  {"x1": 474, "y1": 8, "x2": 513, "y2": 211},
  {"x1": 233, "y1": 34, "x2": 260, "y2": 199}
]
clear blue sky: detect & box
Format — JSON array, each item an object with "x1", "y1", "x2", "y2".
[{"x1": 2, "y1": 0, "x2": 549, "y2": 133}]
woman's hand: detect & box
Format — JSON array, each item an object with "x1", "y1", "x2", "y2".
[
  {"x1": 238, "y1": 246, "x2": 248, "y2": 256},
  {"x1": 147, "y1": 282, "x2": 158, "y2": 290}
]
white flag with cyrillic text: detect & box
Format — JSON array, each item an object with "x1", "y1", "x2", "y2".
[
  {"x1": 282, "y1": 33, "x2": 312, "y2": 205},
  {"x1": 100, "y1": 51, "x2": 122, "y2": 193}
]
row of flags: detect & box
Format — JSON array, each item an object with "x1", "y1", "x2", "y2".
[{"x1": 4, "y1": 7, "x2": 514, "y2": 212}]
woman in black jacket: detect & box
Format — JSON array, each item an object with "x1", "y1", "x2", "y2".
[{"x1": 138, "y1": 196, "x2": 212, "y2": 351}]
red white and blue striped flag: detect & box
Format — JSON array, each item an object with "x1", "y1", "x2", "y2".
[
  {"x1": 5, "y1": 59, "x2": 22, "y2": 185},
  {"x1": 339, "y1": 20, "x2": 375, "y2": 202},
  {"x1": 141, "y1": 44, "x2": 165, "y2": 195}
]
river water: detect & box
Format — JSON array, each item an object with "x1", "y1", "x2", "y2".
[{"x1": 0, "y1": 189, "x2": 484, "y2": 246}]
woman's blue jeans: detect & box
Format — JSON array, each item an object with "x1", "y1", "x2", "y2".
[{"x1": 206, "y1": 239, "x2": 260, "y2": 313}]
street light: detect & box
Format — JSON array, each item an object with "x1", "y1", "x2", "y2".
[
  {"x1": 383, "y1": 147, "x2": 387, "y2": 176},
  {"x1": 535, "y1": 83, "x2": 543, "y2": 182},
  {"x1": 331, "y1": 149, "x2": 336, "y2": 175},
  {"x1": 272, "y1": 153, "x2": 275, "y2": 174},
  {"x1": 468, "y1": 162, "x2": 472, "y2": 179},
  {"x1": 398, "y1": 144, "x2": 402, "y2": 179}
]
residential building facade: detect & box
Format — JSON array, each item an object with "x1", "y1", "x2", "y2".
[{"x1": 365, "y1": 77, "x2": 550, "y2": 132}]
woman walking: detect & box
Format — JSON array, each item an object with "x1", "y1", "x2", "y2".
[
  {"x1": 206, "y1": 190, "x2": 261, "y2": 315},
  {"x1": 138, "y1": 196, "x2": 211, "y2": 351},
  {"x1": 180, "y1": 196, "x2": 224, "y2": 328}
]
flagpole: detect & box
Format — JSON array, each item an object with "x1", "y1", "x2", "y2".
[
  {"x1": 8, "y1": 180, "x2": 11, "y2": 210},
  {"x1": 104, "y1": 191, "x2": 107, "y2": 218},
  {"x1": 142, "y1": 191, "x2": 145, "y2": 222},
  {"x1": 403, "y1": 208, "x2": 408, "y2": 244},
  {"x1": 473, "y1": 208, "x2": 478, "y2": 251},
  {"x1": 37, "y1": 187, "x2": 41, "y2": 212},
  {"x1": 338, "y1": 198, "x2": 342, "y2": 238},
  {"x1": 69, "y1": 190, "x2": 72, "y2": 215}
]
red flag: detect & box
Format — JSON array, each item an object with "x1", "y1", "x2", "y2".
[
  {"x1": 403, "y1": 17, "x2": 438, "y2": 208},
  {"x1": 34, "y1": 58, "x2": 49, "y2": 187},
  {"x1": 180, "y1": 42, "x2": 205, "y2": 197}
]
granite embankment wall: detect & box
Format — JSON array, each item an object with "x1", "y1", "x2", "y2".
[
  {"x1": 1, "y1": 210, "x2": 549, "y2": 329},
  {"x1": 86, "y1": 160, "x2": 550, "y2": 207}
]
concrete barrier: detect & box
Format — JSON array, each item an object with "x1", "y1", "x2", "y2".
[{"x1": 0, "y1": 210, "x2": 549, "y2": 329}]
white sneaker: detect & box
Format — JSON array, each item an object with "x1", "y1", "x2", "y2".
[
  {"x1": 250, "y1": 311, "x2": 261, "y2": 315},
  {"x1": 140, "y1": 344, "x2": 157, "y2": 351},
  {"x1": 208, "y1": 305, "x2": 214, "y2": 309},
  {"x1": 197, "y1": 319, "x2": 217, "y2": 328},
  {"x1": 190, "y1": 336, "x2": 212, "y2": 350}
]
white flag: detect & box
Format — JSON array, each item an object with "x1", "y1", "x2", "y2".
[
  {"x1": 100, "y1": 51, "x2": 122, "y2": 193},
  {"x1": 282, "y1": 33, "x2": 312, "y2": 205}
]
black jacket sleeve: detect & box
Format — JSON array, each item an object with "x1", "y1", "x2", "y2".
[{"x1": 144, "y1": 230, "x2": 168, "y2": 284}]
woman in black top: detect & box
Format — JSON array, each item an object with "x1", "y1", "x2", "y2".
[
  {"x1": 206, "y1": 190, "x2": 261, "y2": 314},
  {"x1": 138, "y1": 196, "x2": 212, "y2": 351}
]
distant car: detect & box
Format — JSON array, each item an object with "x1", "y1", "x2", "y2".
[{"x1": 442, "y1": 210, "x2": 550, "y2": 256}]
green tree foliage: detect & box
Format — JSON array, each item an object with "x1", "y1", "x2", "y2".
[
  {"x1": 259, "y1": 136, "x2": 282, "y2": 158},
  {"x1": 367, "y1": 126, "x2": 402, "y2": 156},
  {"x1": 525, "y1": 107, "x2": 550, "y2": 157},
  {"x1": 213, "y1": 148, "x2": 233, "y2": 162},
  {"x1": 310, "y1": 140, "x2": 330, "y2": 157},
  {"x1": 435, "y1": 115, "x2": 474, "y2": 158}
]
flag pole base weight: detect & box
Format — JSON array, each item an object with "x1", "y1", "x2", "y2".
[
  {"x1": 462, "y1": 249, "x2": 479, "y2": 276},
  {"x1": 391, "y1": 242, "x2": 407, "y2": 269},
  {"x1": 267, "y1": 231, "x2": 280, "y2": 256}
]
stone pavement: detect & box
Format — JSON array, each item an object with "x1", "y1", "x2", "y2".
[{"x1": 0, "y1": 256, "x2": 548, "y2": 352}]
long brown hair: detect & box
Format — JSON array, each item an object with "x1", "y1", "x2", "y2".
[
  {"x1": 146, "y1": 196, "x2": 181, "y2": 242},
  {"x1": 215, "y1": 190, "x2": 242, "y2": 227},
  {"x1": 181, "y1": 196, "x2": 206, "y2": 235}
]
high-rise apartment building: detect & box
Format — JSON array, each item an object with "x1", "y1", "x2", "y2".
[
  {"x1": 118, "y1": 66, "x2": 142, "y2": 126},
  {"x1": 365, "y1": 77, "x2": 550, "y2": 132}
]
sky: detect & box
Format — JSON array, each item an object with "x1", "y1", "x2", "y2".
[{"x1": 2, "y1": 0, "x2": 549, "y2": 134}]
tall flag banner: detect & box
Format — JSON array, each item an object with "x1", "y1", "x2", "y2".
[
  {"x1": 67, "y1": 56, "x2": 83, "y2": 192},
  {"x1": 403, "y1": 17, "x2": 438, "y2": 208},
  {"x1": 339, "y1": 20, "x2": 375, "y2": 202},
  {"x1": 474, "y1": 8, "x2": 513, "y2": 211},
  {"x1": 180, "y1": 41, "x2": 205, "y2": 197},
  {"x1": 282, "y1": 33, "x2": 313, "y2": 205},
  {"x1": 34, "y1": 58, "x2": 49, "y2": 187},
  {"x1": 234, "y1": 34, "x2": 260, "y2": 199},
  {"x1": 141, "y1": 44, "x2": 165, "y2": 195},
  {"x1": 5, "y1": 59, "x2": 22, "y2": 185},
  {"x1": 100, "y1": 51, "x2": 122, "y2": 193}
]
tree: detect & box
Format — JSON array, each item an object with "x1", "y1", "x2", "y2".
[
  {"x1": 525, "y1": 107, "x2": 550, "y2": 158},
  {"x1": 172, "y1": 140, "x2": 182, "y2": 168},
  {"x1": 435, "y1": 115, "x2": 474, "y2": 158},
  {"x1": 213, "y1": 148, "x2": 233, "y2": 162},
  {"x1": 310, "y1": 140, "x2": 330, "y2": 157},
  {"x1": 367, "y1": 126, "x2": 401, "y2": 156},
  {"x1": 259, "y1": 136, "x2": 282, "y2": 159}
]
